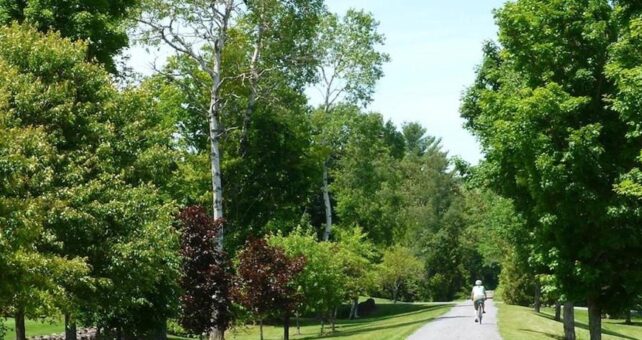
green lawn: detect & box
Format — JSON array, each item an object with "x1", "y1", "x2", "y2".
[
  {"x1": 2, "y1": 318, "x2": 65, "y2": 339},
  {"x1": 2, "y1": 299, "x2": 452, "y2": 340},
  {"x1": 497, "y1": 302, "x2": 642, "y2": 340},
  {"x1": 174, "y1": 299, "x2": 453, "y2": 340}
]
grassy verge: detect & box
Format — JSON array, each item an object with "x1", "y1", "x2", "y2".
[
  {"x1": 3, "y1": 299, "x2": 452, "y2": 340},
  {"x1": 497, "y1": 302, "x2": 642, "y2": 340},
  {"x1": 2, "y1": 318, "x2": 64, "y2": 338}
]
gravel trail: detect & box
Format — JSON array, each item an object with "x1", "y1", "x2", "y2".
[{"x1": 407, "y1": 299, "x2": 501, "y2": 340}]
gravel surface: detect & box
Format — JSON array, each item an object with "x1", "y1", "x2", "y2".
[{"x1": 407, "y1": 299, "x2": 501, "y2": 340}]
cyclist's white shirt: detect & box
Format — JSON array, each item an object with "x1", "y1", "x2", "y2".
[{"x1": 472, "y1": 286, "x2": 486, "y2": 300}]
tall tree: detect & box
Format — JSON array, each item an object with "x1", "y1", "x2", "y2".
[
  {"x1": 140, "y1": 0, "x2": 237, "y2": 249},
  {"x1": 313, "y1": 9, "x2": 389, "y2": 241}
]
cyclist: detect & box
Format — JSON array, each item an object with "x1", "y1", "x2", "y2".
[{"x1": 471, "y1": 279, "x2": 487, "y2": 323}]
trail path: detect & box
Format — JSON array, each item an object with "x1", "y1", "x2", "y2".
[{"x1": 407, "y1": 299, "x2": 501, "y2": 340}]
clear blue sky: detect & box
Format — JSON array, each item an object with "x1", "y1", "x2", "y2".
[
  {"x1": 127, "y1": 0, "x2": 507, "y2": 164},
  {"x1": 323, "y1": 0, "x2": 507, "y2": 164}
]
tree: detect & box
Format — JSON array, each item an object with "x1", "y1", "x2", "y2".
[
  {"x1": 334, "y1": 227, "x2": 376, "y2": 319},
  {"x1": 268, "y1": 229, "x2": 346, "y2": 334},
  {"x1": 140, "y1": 0, "x2": 325, "y2": 252},
  {"x1": 233, "y1": 238, "x2": 305, "y2": 340},
  {"x1": 0, "y1": 0, "x2": 139, "y2": 72},
  {"x1": 178, "y1": 206, "x2": 232, "y2": 340},
  {"x1": 140, "y1": 0, "x2": 238, "y2": 249},
  {"x1": 462, "y1": 1, "x2": 642, "y2": 338},
  {"x1": 0, "y1": 24, "x2": 180, "y2": 339},
  {"x1": 377, "y1": 246, "x2": 423, "y2": 303},
  {"x1": 312, "y1": 9, "x2": 389, "y2": 241}
]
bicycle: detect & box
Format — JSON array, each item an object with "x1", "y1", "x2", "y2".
[{"x1": 474, "y1": 299, "x2": 484, "y2": 324}]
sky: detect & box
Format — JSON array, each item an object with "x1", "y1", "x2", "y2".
[
  {"x1": 321, "y1": 0, "x2": 507, "y2": 164},
  {"x1": 127, "y1": 0, "x2": 508, "y2": 164}
]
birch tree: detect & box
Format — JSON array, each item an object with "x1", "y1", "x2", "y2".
[
  {"x1": 139, "y1": 0, "x2": 238, "y2": 248},
  {"x1": 313, "y1": 9, "x2": 389, "y2": 241}
]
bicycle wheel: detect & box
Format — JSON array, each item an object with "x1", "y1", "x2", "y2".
[{"x1": 477, "y1": 303, "x2": 483, "y2": 324}]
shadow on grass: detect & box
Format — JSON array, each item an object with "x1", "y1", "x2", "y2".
[
  {"x1": 530, "y1": 311, "x2": 638, "y2": 340},
  {"x1": 338, "y1": 304, "x2": 452, "y2": 325},
  {"x1": 300, "y1": 315, "x2": 440, "y2": 339},
  {"x1": 518, "y1": 328, "x2": 564, "y2": 340}
]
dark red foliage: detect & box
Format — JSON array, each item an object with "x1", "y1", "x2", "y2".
[
  {"x1": 233, "y1": 238, "x2": 306, "y2": 320},
  {"x1": 178, "y1": 206, "x2": 232, "y2": 336}
]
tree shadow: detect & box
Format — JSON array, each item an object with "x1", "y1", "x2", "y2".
[
  {"x1": 532, "y1": 312, "x2": 639, "y2": 340},
  {"x1": 300, "y1": 316, "x2": 439, "y2": 339},
  {"x1": 518, "y1": 328, "x2": 564, "y2": 340}
]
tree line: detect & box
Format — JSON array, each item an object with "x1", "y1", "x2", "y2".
[
  {"x1": 0, "y1": 1, "x2": 499, "y2": 340},
  {"x1": 462, "y1": 1, "x2": 642, "y2": 340}
]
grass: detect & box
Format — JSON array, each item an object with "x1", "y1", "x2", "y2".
[
  {"x1": 2, "y1": 298, "x2": 452, "y2": 340},
  {"x1": 497, "y1": 302, "x2": 642, "y2": 340},
  {"x1": 175, "y1": 298, "x2": 453, "y2": 340},
  {"x1": 2, "y1": 318, "x2": 65, "y2": 338}
]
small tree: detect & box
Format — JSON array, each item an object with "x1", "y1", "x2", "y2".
[
  {"x1": 378, "y1": 246, "x2": 423, "y2": 303},
  {"x1": 178, "y1": 206, "x2": 232, "y2": 340},
  {"x1": 268, "y1": 230, "x2": 346, "y2": 334},
  {"x1": 233, "y1": 238, "x2": 305, "y2": 340}
]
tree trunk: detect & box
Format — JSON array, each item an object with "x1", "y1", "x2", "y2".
[
  {"x1": 320, "y1": 317, "x2": 325, "y2": 334},
  {"x1": 260, "y1": 319, "x2": 264, "y2": 340},
  {"x1": 65, "y1": 313, "x2": 77, "y2": 340},
  {"x1": 349, "y1": 297, "x2": 359, "y2": 319},
  {"x1": 15, "y1": 308, "x2": 26, "y2": 340},
  {"x1": 152, "y1": 318, "x2": 168, "y2": 340},
  {"x1": 209, "y1": 328, "x2": 224, "y2": 340},
  {"x1": 587, "y1": 297, "x2": 601, "y2": 340},
  {"x1": 563, "y1": 301, "x2": 576, "y2": 340},
  {"x1": 554, "y1": 300, "x2": 561, "y2": 321},
  {"x1": 296, "y1": 312, "x2": 301, "y2": 335},
  {"x1": 533, "y1": 279, "x2": 541, "y2": 313},
  {"x1": 283, "y1": 312, "x2": 290, "y2": 340},
  {"x1": 331, "y1": 307, "x2": 337, "y2": 332},
  {"x1": 625, "y1": 309, "x2": 632, "y2": 325},
  {"x1": 322, "y1": 161, "x2": 333, "y2": 241}
]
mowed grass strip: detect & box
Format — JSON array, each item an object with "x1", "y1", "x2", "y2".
[{"x1": 497, "y1": 302, "x2": 642, "y2": 340}]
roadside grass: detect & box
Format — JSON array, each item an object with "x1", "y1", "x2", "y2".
[
  {"x1": 220, "y1": 299, "x2": 452, "y2": 340},
  {"x1": 497, "y1": 302, "x2": 642, "y2": 340}
]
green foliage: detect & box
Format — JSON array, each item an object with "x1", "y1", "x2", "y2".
[
  {"x1": 377, "y1": 246, "x2": 423, "y2": 303},
  {"x1": 268, "y1": 229, "x2": 346, "y2": 318},
  {"x1": 0, "y1": 0, "x2": 139, "y2": 72},
  {"x1": 315, "y1": 9, "x2": 390, "y2": 107},
  {"x1": 462, "y1": 1, "x2": 642, "y2": 333},
  {"x1": 0, "y1": 23, "x2": 179, "y2": 335}
]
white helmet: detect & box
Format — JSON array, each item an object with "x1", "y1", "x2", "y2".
[{"x1": 475, "y1": 280, "x2": 482, "y2": 286}]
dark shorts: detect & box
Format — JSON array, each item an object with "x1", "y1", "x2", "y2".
[{"x1": 474, "y1": 299, "x2": 485, "y2": 310}]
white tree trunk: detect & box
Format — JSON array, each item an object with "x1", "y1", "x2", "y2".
[
  {"x1": 322, "y1": 161, "x2": 333, "y2": 241},
  {"x1": 209, "y1": 45, "x2": 225, "y2": 248}
]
